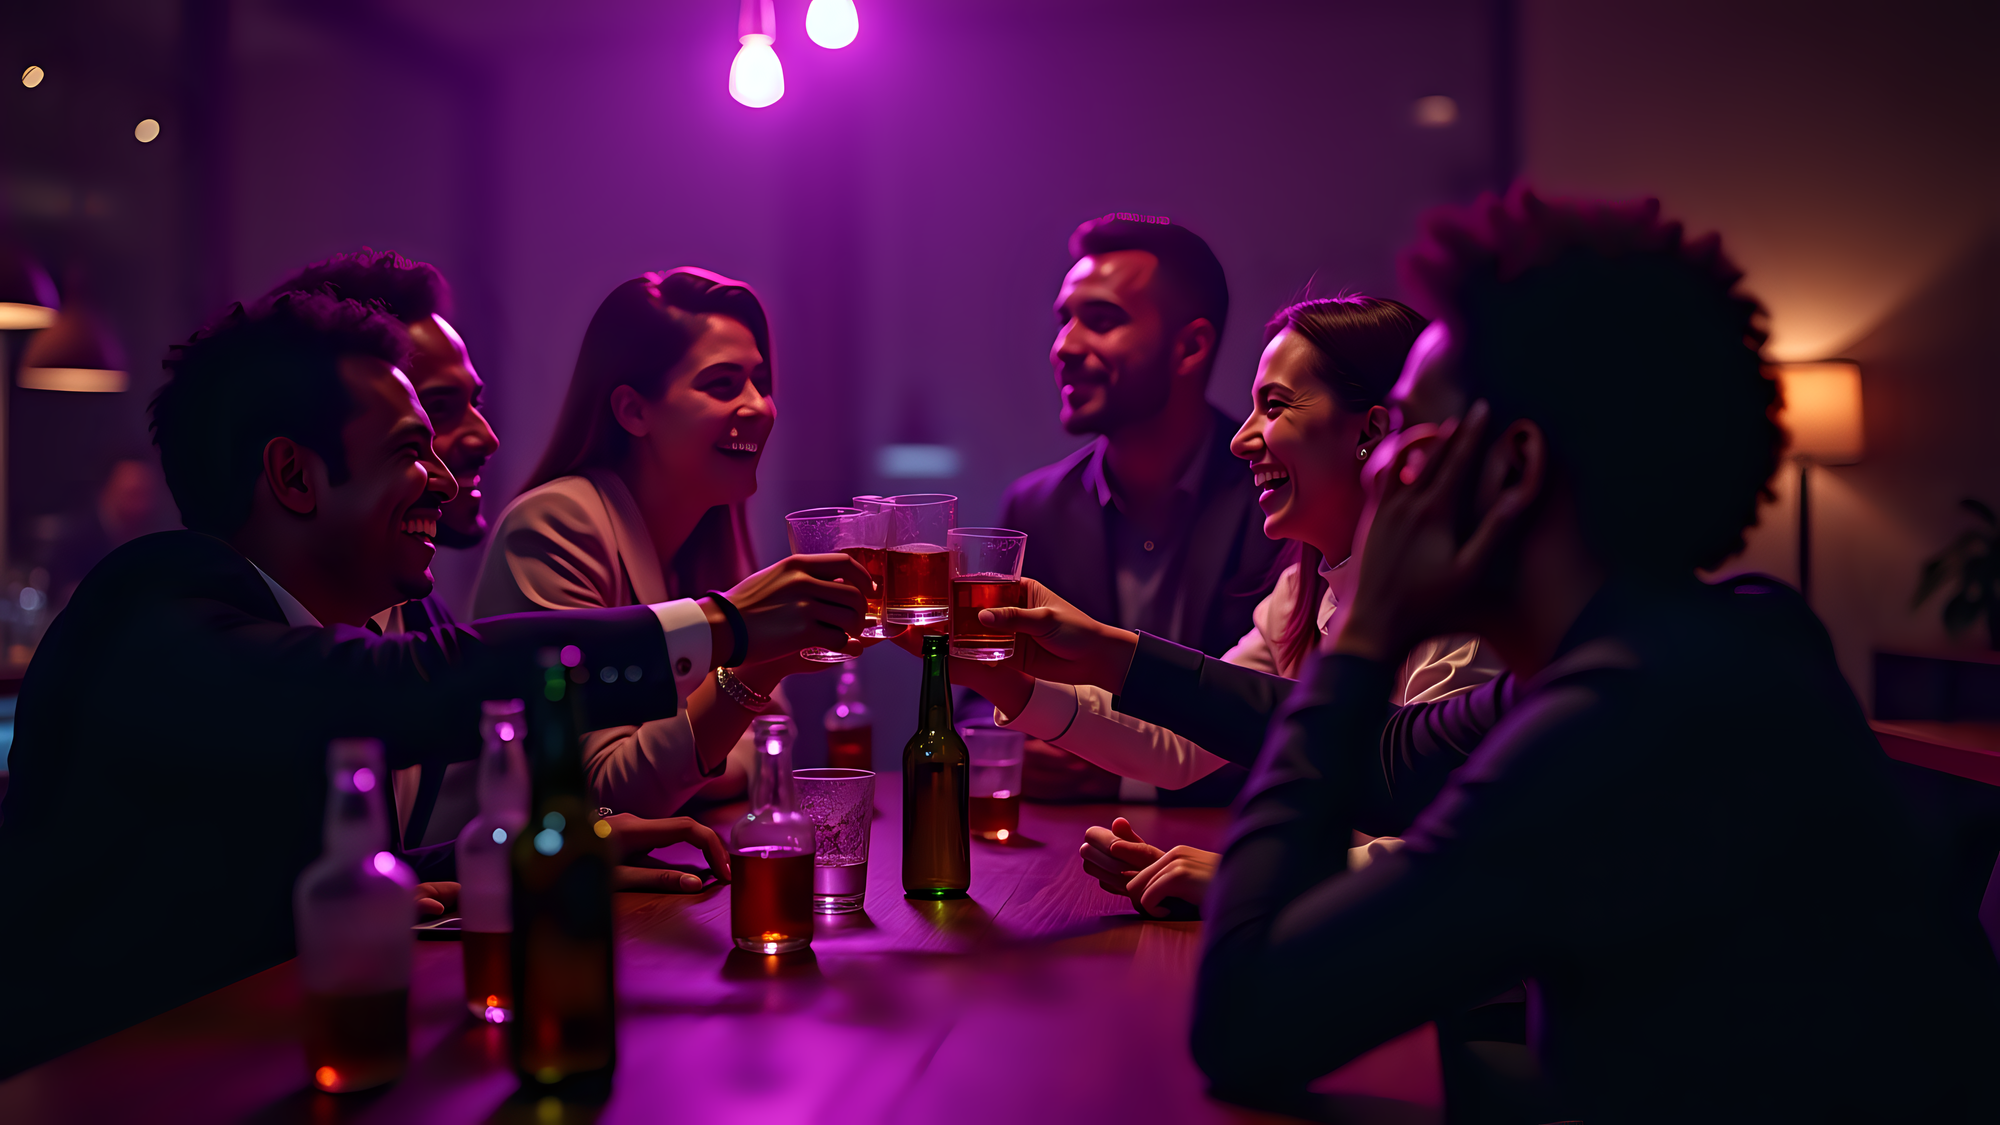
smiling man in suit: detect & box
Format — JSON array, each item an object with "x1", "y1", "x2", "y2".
[
  {"x1": 998, "y1": 215, "x2": 1282, "y2": 804},
  {"x1": 0, "y1": 290, "x2": 867, "y2": 1075}
]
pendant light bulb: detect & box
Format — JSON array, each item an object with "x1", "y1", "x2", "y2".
[
  {"x1": 729, "y1": 34, "x2": 785, "y2": 108},
  {"x1": 806, "y1": 0, "x2": 859, "y2": 49}
]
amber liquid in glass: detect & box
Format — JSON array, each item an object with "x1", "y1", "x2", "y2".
[
  {"x1": 844, "y1": 545, "x2": 887, "y2": 624},
  {"x1": 969, "y1": 794, "x2": 1021, "y2": 842},
  {"x1": 731, "y1": 846, "x2": 816, "y2": 952},
  {"x1": 462, "y1": 929, "x2": 511, "y2": 1020},
  {"x1": 887, "y1": 547, "x2": 949, "y2": 621},
  {"x1": 826, "y1": 725, "x2": 872, "y2": 770},
  {"x1": 304, "y1": 988, "x2": 408, "y2": 1093},
  {"x1": 950, "y1": 576, "x2": 1023, "y2": 658}
]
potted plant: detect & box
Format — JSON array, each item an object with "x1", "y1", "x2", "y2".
[{"x1": 1912, "y1": 498, "x2": 2000, "y2": 650}]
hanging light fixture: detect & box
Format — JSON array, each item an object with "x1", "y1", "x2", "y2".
[
  {"x1": 0, "y1": 244, "x2": 59, "y2": 331},
  {"x1": 729, "y1": 0, "x2": 785, "y2": 108},
  {"x1": 806, "y1": 0, "x2": 859, "y2": 49},
  {"x1": 20, "y1": 294, "x2": 127, "y2": 393}
]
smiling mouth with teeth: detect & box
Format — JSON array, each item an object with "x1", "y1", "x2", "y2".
[
  {"x1": 399, "y1": 515, "x2": 439, "y2": 540},
  {"x1": 1252, "y1": 466, "x2": 1291, "y2": 493},
  {"x1": 717, "y1": 440, "x2": 762, "y2": 455}
]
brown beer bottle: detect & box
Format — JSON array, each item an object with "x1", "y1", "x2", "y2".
[
  {"x1": 510, "y1": 659, "x2": 617, "y2": 1102},
  {"x1": 902, "y1": 634, "x2": 970, "y2": 898}
]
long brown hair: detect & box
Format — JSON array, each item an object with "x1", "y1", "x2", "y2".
[
  {"x1": 522, "y1": 268, "x2": 773, "y2": 597},
  {"x1": 1264, "y1": 295, "x2": 1429, "y2": 676}
]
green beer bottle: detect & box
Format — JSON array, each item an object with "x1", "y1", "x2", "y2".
[{"x1": 903, "y1": 633, "x2": 971, "y2": 898}]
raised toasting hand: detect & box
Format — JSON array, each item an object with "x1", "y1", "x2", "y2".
[
  {"x1": 708, "y1": 553, "x2": 873, "y2": 667},
  {"x1": 974, "y1": 578, "x2": 1140, "y2": 694},
  {"x1": 1081, "y1": 817, "x2": 1214, "y2": 919}
]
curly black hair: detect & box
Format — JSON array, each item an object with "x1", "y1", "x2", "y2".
[
  {"x1": 267, "y1": 248, "x2": 453, "y2": 324},
  {"x1": 1399, "y1": 186, "x2": 1783, "y2": 574},
  {"x1": 150, "y1": 290, "x2": 410, "y2": 536}
]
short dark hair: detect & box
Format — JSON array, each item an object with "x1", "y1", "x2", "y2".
[
  {"x1": 1069, "y1": 214, "x2": 1229, "y2": 343},
  {"x1": 267, "y1": 249, "x2": 453, "y2": 324},
  {"x1": 150, "y1": 291, "x2": 411, "y2": 536},
  {"x1": 1400, "y1": 186, "x2": 1782, "y2": 573}
]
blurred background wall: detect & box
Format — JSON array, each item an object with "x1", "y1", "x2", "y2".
[{"x1": 1, "y1": 0, "x2": 1994, "y2": 747}]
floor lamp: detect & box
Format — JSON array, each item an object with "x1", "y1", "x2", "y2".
[{"x1": 1775, "y1": 361, "x2": 1864, "y2": 602}]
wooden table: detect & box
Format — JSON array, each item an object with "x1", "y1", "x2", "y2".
[{"x1": 0, "y1": 792, "x2": 1442, "y2": 1124}]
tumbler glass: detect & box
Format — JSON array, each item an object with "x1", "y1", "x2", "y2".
[
  {"x1": 947, "y1": 528, "x2": 1028, "y2": 661},
  {"x1": 850, "y1": 497, "x2": 897, "y2": 639},
  {"x1": 883, "y1": 494, "x2": 957, "y2": 626},
  {"x1": 960, "y1": 725, "x2": 1024, "y2": 842},
  {"x1": 785, "y1": 507, "x2": 867, "y2": 662},
  {"x1": 793, "y1": 768, "x2": 875, "y2": 913}
]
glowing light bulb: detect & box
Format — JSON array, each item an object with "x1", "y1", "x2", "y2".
[
  {"x1": 806, "y1": 0, "x2": 859, "y2": 49},
  {"x1": 729, "y1": 34, "x2": 784, "y2": 108}
]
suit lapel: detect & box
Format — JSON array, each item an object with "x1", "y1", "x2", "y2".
[
  {"x1": 1176, "y1": 409, "x2": 1253, "y2": 649},
  {"x1": 1058, "y1": 449, "x2": 1117, "y2": 625},
  {"x1": 586, "y1": 467, "x2": 669, "y2": 605}
]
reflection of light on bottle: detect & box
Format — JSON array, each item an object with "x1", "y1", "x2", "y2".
[
  {"x1": 729, "y1": 35, "x2": 784, "y2": 107},
  {"x1": 806, "y1": 0, "x2": 859, "y2": 49}
]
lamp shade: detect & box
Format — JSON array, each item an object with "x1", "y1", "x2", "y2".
[
  {"x1": 1775, "y1": 361, "x2": 1863, "y2": 465},
  {"x1": 19, "y1": 299, "x2": 128, "y2": 393},
  {"x1": 0, "y1": 245, "x2": 59, "y2": 330}
]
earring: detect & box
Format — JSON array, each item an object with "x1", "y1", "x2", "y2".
[{"x1": 1356, "y1": 447, "x2": 1369, "y2": 460}]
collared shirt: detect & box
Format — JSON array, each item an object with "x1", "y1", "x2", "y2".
[{"x1": 1084, "y1": 414, "x2": 1216, "y2": 640}]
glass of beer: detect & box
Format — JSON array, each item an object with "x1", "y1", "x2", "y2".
[
  {"x1": 785, "y1": 507, "x2": 867, "y2": 662},
  {"x1": 961, "y1": 725, "x2": 1025, "y2": 843},
  {"x1": 884, "y1": 494, "x2": 957, "y2": 626},
  {"x1": 947, "y1": 528, "x2": 1027, "y2": 661},
  {"x1": 850, "y1": 497, "x2": 897, "y2": 638},
  {"x1": 793, "y1": 767, "x2": 874, "y2": 913}
]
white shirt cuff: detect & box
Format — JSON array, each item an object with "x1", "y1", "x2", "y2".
[
  {"x1": 992, "y1": 678, "x2": 1079, "y2": 741},
  {"x1": 650, "y1": 598, "x2": 714, "y2": 700}
]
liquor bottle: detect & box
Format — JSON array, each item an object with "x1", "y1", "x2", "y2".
[
  {"x1": 823, "y1": 659, "x2": 873, "y2": 771},
  {"x1": 294, "y1": 738, "x2": 415, "y2": 1094},
  {"x1": 902, "y1": 634, "x2": 970, "y2": 898},
  {"x1": 511, "y1": 662, "x2": 617, "y2": 1102},
  {"x1": 456, "y1": 699, "x2": 529, "y2": 1023},
  {"x1": 729, "y1": 715, "x2": 817, "y2": 953}
]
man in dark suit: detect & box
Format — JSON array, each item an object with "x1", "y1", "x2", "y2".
[
  {"x1": 267, "y1": 250, "x2": 500, "y2": 845},
  {"x1": 998, "y1": 215, "x2": 1282, "y2": 804},
  {"x1": 0, "y1": 291, "x2": 865, "y2": 1076}
]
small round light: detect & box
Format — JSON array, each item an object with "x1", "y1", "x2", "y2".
[
  {"x1": 593, "y1": 820, "x2": 612, "y2": 838},
  {"x1": 543, "y1": 811, "x2": 566, "y2": 831},
  {"x1": 806, "y1": 0, "x2": 859, "y2": 49},
  {"x1": 624, "y1": 665, "x2": 642, "y2": 682},
  {"x1": 1412, "y1": 95, "x2": 1458, "y2": 128},
  {"x1": 372, "y1": 851, "x2": 397, "y2": 875},
  {"x1": 22, "y1": 66, "x2": 45, "y2": 89},
  {"x1": 534, "y1": 828, "x2": 562, "y2": 855},
  {"x1": 600, "y1": 665, "x2": 617, "y2": 683},
  {"x1": 996, "y1": 829, "x2": 1010, "y2": 841},
  {"x1": 134, "y1": 118, "x2": 161, "y2": 143},
  {"x1": 314, "y1": 1065, "x2": 338, "y2": 1089},
  {"x1": 729, "y1": 34, "x2": 785, "y2": 109},
  {"x1": 495, "y1": 721, "x2": 516, "y2": 742},
  {"x1": 492, "y1": 827, "x2": 508, "y2": 844},
  {"x1": 559, "y1": 644, "x2": 582, "y2": 667},
  {"x1": 351, "y1": 766, "x2": 377, "y2": 792}
]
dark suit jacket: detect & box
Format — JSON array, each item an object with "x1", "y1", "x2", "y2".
[
  {"x1": 1195, "y1": 575, "x2": 2000, "y2": 1120},
  {"x1": 998, "y1": 406, "x2": 1284, "y2": 805},
  {"x1": 0, "y1": 531, "x2": 682, "y2": 1076}
]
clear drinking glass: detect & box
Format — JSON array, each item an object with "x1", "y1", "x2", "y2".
[
  {"x1": 793, "y1": 767, "x2": 875, "y2": 913},
  {"x1": 850, "y1": 497, "x2": 897, "y2": 639},
  {"x1": 960, "y1": 725, "x2": 1025, "y2": 843},
  {"x1": 884, "y1": 494, "x2": 957, "y2": 626},
  {"x1": 947, "y1": 528, "x2": 1028, "y2": 661},
  {"x1": 785, "y1": 506, "x2": 868, "y2": 662}
]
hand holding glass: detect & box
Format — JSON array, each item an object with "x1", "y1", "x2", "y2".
[
  {"x1": 784, "y1": 507, "x2": 869, "y2": 662},
  {"x1": 884, "y1": 494, "x2": 957, "y2": 626},
  {"x1": 947, "y1": 528, "x2": 1028, "y2": 661}
]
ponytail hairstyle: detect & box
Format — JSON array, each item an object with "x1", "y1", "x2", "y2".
[
  {"x1": 522, "y1": 267, "x2": 772, "y2": 596},
  {"x1": 1261, "y1": 294, "x2": 1429, "y2": 676}
]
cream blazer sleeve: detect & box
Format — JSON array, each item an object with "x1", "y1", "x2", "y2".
[{"x1": 471, "y1": 476, "x2": 729, "y2": 817}]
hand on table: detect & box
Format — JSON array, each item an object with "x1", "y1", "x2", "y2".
[
  {"x1": 1080, "y1": 817, "x2": 1216, "y2": 919},
  {"x1": 415, "y1": 881, "x2": 459, "y2": 918},
  {"x1": 601, "y1": 813, "x2": 733, "y2": 892},
  {"x1": 713, "y1": 553, "x2": 872, "y2": 667}
]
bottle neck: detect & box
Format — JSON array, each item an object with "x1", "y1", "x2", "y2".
[
  {"x1": 750, "y1": 725, "x2": 796, "y2": 815},
  {"x1": 917, "y1": 639, "x2": 953, "y2": 732}
]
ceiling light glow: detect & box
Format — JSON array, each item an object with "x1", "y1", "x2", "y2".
[
  {"x1": 22, "y1": 66, "x2": 45, "y2": 88},
  {"x1": 729, "y1": 34, "x2": 785, "y2": 108},
  {"x1": 134, "y1": 118, "x2": 161, "y2": 143},
  {"x1": 806, "y1": 0, "x2": 859, "y2": 49}
]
